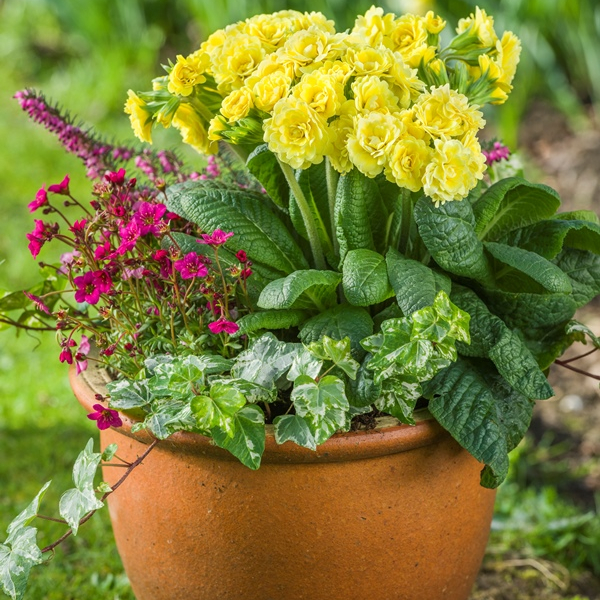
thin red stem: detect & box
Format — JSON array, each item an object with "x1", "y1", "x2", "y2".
[{"x1": 555, "y1": 360, "x2": 600, "y2": 381}]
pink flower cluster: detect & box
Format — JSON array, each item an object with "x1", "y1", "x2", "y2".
[{"x1": 482, "y1": 141, "x2": 510, "y2": 165}]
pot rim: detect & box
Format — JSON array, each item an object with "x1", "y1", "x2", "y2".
[{"x1": 71, "y1": 359, "x2": 449, "y2": 464}]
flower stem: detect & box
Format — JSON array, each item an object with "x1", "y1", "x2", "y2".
[
  {"x1": 277, "y1": 158, "x2": 326, "y2": 270},
  {"x1": 399, "y1": 189, "x2": 414, "y2": 257},
  {"x1": 325, "y1": 158, "x2": 339, "y2": 257}
]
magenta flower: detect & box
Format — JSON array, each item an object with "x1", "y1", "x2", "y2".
[
  {"x1": 74, "y1": 271, "x2": 105, "y2": 304},
  {"x1": 105, "y1": 168, "x2": 127, "y2": 184},
  {"x1": 197, "y1": 229, "x2": 234, "y2": 247},
  {"x1": 48, "y1": 174, "x2": 70, "y2": 195},
  {"x1": 240, "y1": 267, "x2": 253, "y2": 280},
  {"x1": 236, "y1": 250, "x2": 248, "y2": 263},
  {"x1": 134, "y1": 202, "x2": 167, "y2": 236},
  {"x1": 59, "y1": 348, "x2": 73, "y2": 364},
  {"x1": 174, "y1": 252, "x2": 209, "y2": 279},
  {"x1": 69, "y1": 219, "x2": 87, "y2": 234},
  {"x1": 208, "y1": 317, "x2": 239, "y2": 335},
  {"x1": 152, "y1": 249, "x2": 172, "y2": 279},
  {"x1": 23, "y1": 291, "x2": 50, "y2": 314},
  {"x1": 28, "y1": 186, "x2": 48, "y2": 213},
  {"x1": 87, "y1": 403, "x2": 123, "y2": 430},
  {"x1": 75, "y1": 335, "x2": 91, "y2": 375},
  {"x1": 483, "y1": 142, "x2": 510, "y2": 166},
  {"x1": 26, "y1": 220, "x2": 58, "y2": 258},
  {"x1": 94, "y1": 240, "x2": 112, "y2": 261},
  {"x1": 116, "y1": 220, "x2": 141, "y2": 255},
  {"x1": 93, "y1": 269, "x2": 113, "y2": 293}
]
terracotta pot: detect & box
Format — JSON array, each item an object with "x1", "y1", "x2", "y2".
[{"x1": 71, "y1": 362, "x2": 495, "y2": 600}]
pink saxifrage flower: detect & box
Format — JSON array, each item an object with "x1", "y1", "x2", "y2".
[
  {"x1": 197, "y1": 229, "x2": 234, "y2": 247},
  {"x1": 28, "y1": 186, "x2": 48, "y2": 213},
  {"x1": 134, "y1": 201, "x2": 167, "y2": 236},
  {"x1": 48, "y1": 174, "x2": 70, "y2": 195},
  {"x1": 75, "y1": 335, "x2": 91, "y2": 375},
  {"x1": 87, "y1": 403, "x2": 123, "y2": 430},
  {"x1": 26, "y1": 220, "x2": 58, "y2": 258},
  {"x1": 117, "y1": 220, "x2": 141, "y2": 255},
  {"x1": 208, "y1": 317, "x2": 239, "y2": 335},
  {"x1": 74, "y1": 270, "x2": 112, "y2": 304},
  {"x1": 174, "y1": 252, "x2": 208, "y2": 279}
]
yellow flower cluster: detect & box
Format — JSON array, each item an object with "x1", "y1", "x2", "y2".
[{"x1": 127, "y1": 6, "x2": 521, "y2": 205}]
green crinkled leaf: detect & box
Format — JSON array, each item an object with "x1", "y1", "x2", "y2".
[
  {"x1": 342, "y1": 249, "x2": 393, "y2": 307},
  {"x1": 306, "y1": 336, "x2": 360, "y2": 380},
  {"x1": 5, "y1": 482, "x2": 50, "y2": 544},
  {"x1": 246, "y1": 144, "x2": 289, "y2": 210},
  {"x1": 166, "y1": 180, "x2": 308, "y2": 274},
  {"x1": 212, "y1": 405, "x2": 266, "y2": 470},
  {"x1": 106, "y1": 379, "x2": 153, "y2": 410},
  {"x1": 424, "y1": 358, "x2": 536, "y2": 488},
  {"x1": 287, "y1": 348, "x2": 323, "y2": 382},
  {"x1": 191, "y1": 382, "x2": 247, "y2": 436},
  {"x1": 292, "y1": 375, "x2": 349, "y2": 444},
  {"x1": 473, "y1": 177, "x2": 561, "y2": 241},
  {"x1": 451, "y1": 285, "x2": 553, "y2": 399},
  {"x1": 334, "y1": 169, "x2": 389, "y2": 262},
  {"x1": 299, "y1": 305, "x2": 374, "y2": 359},
  {"x1": 375, "y1": 379, "x2": 422, "y2": 425},
  {"x1": 273, "y1": 414, "x2": 316, "y2": 450},
  {"x1": 386, "y1": 248, "x2": 451, "y2": 315},
  {"x1": 520, "y1": 322, "x2": 581, "y2": 370},
  {"x1": 289, "y1": 162, "x2": 335, "y2": 263},
  {"x1": 257, "y1": 270, "x2": 341, "y2": 311},
  {"x1": 484, "y1": 288, "x2": 577, "y2": 330},
  {"x1": 485, "y1": 241, "x2": 572, "y2": 294},
  {"x1": 0, "y1": 527, "x2": 43, "y2": 600},
  {"x1": 231, "y1": 333, "x2": 300, "y2": 388},
  {"x1": 414, "y1": 196, "x2": 494, "y2": 284},
  {"x1": 553, "y1": 248, "x2": 600, "y2": 307},
  {"x1": 235, "y1": 309, "x2": 309, "y2": 336}
]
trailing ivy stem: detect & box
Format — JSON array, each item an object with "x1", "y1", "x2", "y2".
[
  {"x1": 277, "y1": 157, "x2": 326, "y2": 270},
  {"x1": 325, "y1": 157, "x2": 339, "y2": 257},
  {"x1": 555, "y1": 360, "x2": 600, "y2": 381},
  {"x1": 41, "y1": 439, "x2": 159, "y2": 555},
  {"x1": 35, "y1": 514, "x2": 68, "y2": 524},
  {"x1": 559, "y1": 347, "x2": 598, "y2": 364}
]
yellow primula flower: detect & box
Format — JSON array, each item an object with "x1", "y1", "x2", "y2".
[
  {"x1": 383, "y1": 52, "x2": 425, "y2": 107},
  {"x1": 385, "y1": 135, "x2": 432, "y2": 192},
  {"x1": 298, "y1": 11, "x2": 336, "y2": 34},
  {"x1": 208, "y1": 114, "x2": 228, "y2": 141},
  {"x1": 328, "y1": 100, "x2": 357, "y2": 175},
  {"x1": 347, "y1": 111, "x2": 404, "y2": 178},
  {"x1": 413, "y1": 84, "x2": 485, "y2": 138},
  {"x1": 124, "y1": 90, "x2": 152, "y2": 144},
  {"x1": 277, "y1": 27, "x2": 342, "y2": 77},
  {"x1": 211, "y1": 33, "x2": 265, "y2": 93},
  {"x1": 263, "y1": 96, "x2": 330, "y2": 169},
  {"x1": 475, "y1": 54, "x2": 511, "y2": 105},
  {"x1": 344, "y1": 44, "x2": 394, "y2": 77},
  {"x1": 243, "y1": 13, "x2": 296, "y2": 51},
  {"x1": 246, "y1": 53, "x2": 295, "y2": 85},
  {"x1": 352, "y1": 6, "x2": 395, "y2": 46},
  {"x1": 319, "y1": 60, "x2": 354, "y2": 85},
  {"x1": 496, "y1": 31, "x2": 521, "y2": 86},
  {"x1": 398, "y1": 108, "x2": 430, "y2": 142},
  {"x1": 456, "y1": 7, "x2": 498, "y2": 48},
  {"x1": 352, "y1": 75, "x2": 400, "y2": 115},
  {"x1": 252, "y1": 71, "x2": 293, "y2": 113},
  {"x1": 168, "y1": 54, "x2": 208, "y2": 97},
  {"x1": 423, "y1": 136, "x2": 485, "y2": 205},
  {"x1": 220, "y1": 87, "x2": 254, "y2": 123},
  {"x1": 172, "y1": 103, "x2": 216, "y2": 154},
  {"x1": 387, "y1": 14, "x2": 429, "y2": 67},
  {"x1": 292, "y1": 71, "x2": 345, "y2": 119},
  {"x1": 423, "y1": 11, "x2": 446, "y2": 35}
]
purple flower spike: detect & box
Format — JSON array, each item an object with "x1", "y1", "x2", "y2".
[{"x1": 87, "y1": 403, "x2": 123, "y2": 430}]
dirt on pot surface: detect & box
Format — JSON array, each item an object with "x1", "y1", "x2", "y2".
[{"x1": 471, "y1": 102, "x2": 600, "y2": 600}]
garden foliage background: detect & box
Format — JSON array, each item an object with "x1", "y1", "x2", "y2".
[{"x1": 0, "y1": 0, "x2": 599, "y2": 598}]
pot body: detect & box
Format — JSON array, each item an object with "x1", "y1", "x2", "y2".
[{"x1": 72, "y1": 366, "x2": 495, "y2": 600}]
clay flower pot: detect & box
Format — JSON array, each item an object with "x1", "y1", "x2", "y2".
[{"x1": 71, "y1": 362, "x2": 496, "y2": 600}]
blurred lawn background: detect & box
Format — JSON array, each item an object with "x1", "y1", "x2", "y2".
[{"x1": 0, "y1": 0, "x2": 599, "y2": 598}]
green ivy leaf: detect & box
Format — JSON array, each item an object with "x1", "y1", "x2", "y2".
[
  {"x1": 342, "y1": 249, "x2": 393, "y2": 306},
  {"x1": 414, "y1": 196, "x2": 494, "y2": 285},
  {"x1": 386, "y1": 248, "x2": 451, "y2": 315},
  {"x1": 215, "y1": 378, "x2": 276, "y2": 404},
  {"x1": 143, "y1": 399, "x2": 196, "y2": 440},
  {"x1": 106, "y1": 379, "x2": 153, "y2": 410},
  {"x1": 299, "y1": 305, "x2": 374, "y2": 359},
  {"x1": 231, "y1": 333, "x2": 300, "y2": 388},
  {"x1": 59, "y1": 439, "x2": 104, "y2": 535},
  {"x1": 273, "y1": 414, "x2": 316, "y2": 450},
  {"x1": 472, "y1": 177, "x2": 561, "y2": 241},
  {"x1": 306, "y1": 336, "x2": 359, "y2": 380},
  {"x1": 257, "y1": 270, "x2": 341, "y2": 311},
  {"x1": 346, "y1": 357, "x2": 381, "y2": 408},
  {"x1": 485, "y1": 241, "x2": 572, "y2": 293},
  {"x1": 424, "y1": 358, "x2": 536, "y2": 488},
  {"x1": 212, "y1": 405, "x2": 266, "y2": 470},
  {"x1": 191, "y1": 383, "x2": 247, "y2": 436},
  {"x1": 246, "y1": 144, "x2": 289, "y2": 210},
  {"x1": 451, "y1": 285, "x2": 553, "y2": 399},
  {"x1": 235, "y1": 309, "x2": 309, "y2": 336}
]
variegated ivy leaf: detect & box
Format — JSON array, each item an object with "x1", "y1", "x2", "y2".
[
  {"x1": 411, "y1": 290, "x2": 471, "y2": 344},
  {"x1": 306, "y1": 336, "x2": 360, "y2": 380},
  {"x1": 273, "y1": 414, "x2": 317, "y2": 450},
  {"x1": 0, "y1": 527, "x2": 43, "y2": 600},
  {"x1": 141, "y1": 399, "x2": 196, "y2": 439},
  {"x1": 565, "y1": 320, "x2": 600, "y2": 349},
  {"x1": 231, "y1": 333, "x2": 300, "y2": 388},
  {"x1": 287, "y1": 347, "x2": 323, "y2": 382},
  {"x1": 101, "y1": 444, "x2": 118, "y2": 462},
  {"x1": 375, "y1": 379, "x2": 422, "y2": 425},
  {"x1": 106, "y1": 378, "x2": 153, "y2": 410},
  {"x1": 214, "y1": 378, "x2": 277, "y2": 404},
  {"x1": 5, "y1": 482, "x2": 50, "y2": 545},
  {"x1": 291, "y1": 375, "x2": 349, "y2": 444},
  {"x1": 191, "y1": 382, "x2": 247, "y2": 436},
  {"x1": 59, "y1": 439, "x2": 104, "y2": 535}
]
